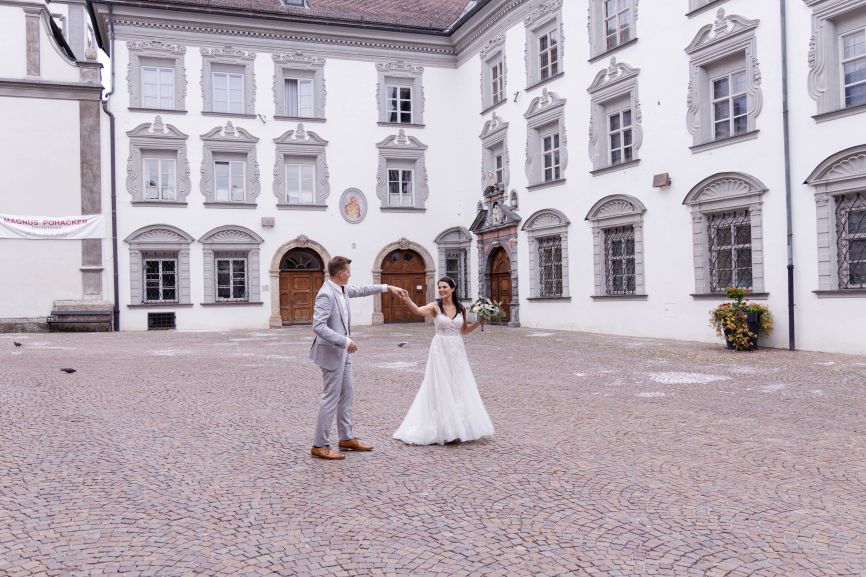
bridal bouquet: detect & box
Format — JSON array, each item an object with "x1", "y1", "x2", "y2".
[{"x1": 470, "y1": 297, "x2": 505, "y2": 331}]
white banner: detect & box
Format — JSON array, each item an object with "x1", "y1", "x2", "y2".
[{"x1": 0, "y1": 214, "x2": 106, "y2": 240}]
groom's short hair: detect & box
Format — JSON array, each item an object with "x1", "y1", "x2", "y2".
[{"x1": 328, "y1": 256, "x2": 352, "y2": 277}]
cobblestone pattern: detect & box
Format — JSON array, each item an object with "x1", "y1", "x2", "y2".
[{"x1": 1, "y1": 326, "x2": 865, "y2": 577}]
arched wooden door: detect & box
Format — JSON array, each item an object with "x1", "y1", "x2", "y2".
[
  {"x1": 381, "y1": 249, "x2": 426, "y2": 323},
  {"x1": 489, "y1": 248, "x2": 511, "y2": 323},
  {"x1": 279, "y1": 249, "x2": 324, "y2": 325}
]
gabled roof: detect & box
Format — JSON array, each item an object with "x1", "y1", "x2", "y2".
[{"x1": 96, "y1": 0, "x2": 475, "y2": 33}]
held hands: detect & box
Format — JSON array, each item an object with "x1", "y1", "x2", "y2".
[{"x1": 388, "y1": 285, "x2": 409, "y2": 300}]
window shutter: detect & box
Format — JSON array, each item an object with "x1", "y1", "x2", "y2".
[{"x1": 299, "y1": 79, "x2": 314, "y2": 117}]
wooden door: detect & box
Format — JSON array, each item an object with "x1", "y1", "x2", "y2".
[
  {"x1": 381, "y1": 249, "x2": 426, "y2": 323},
  {"x1": 279, "y1": 249, "x2": 324, "y2": 325},
  {"x1": 489, "y1": 248, "x2": 511, "y2": 323}
]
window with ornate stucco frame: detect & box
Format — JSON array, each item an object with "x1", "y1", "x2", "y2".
[
  {"x1": 273, "y1": 51, "x2": 326, "y2": 121},
  {"x1": 586, "y1": 194, "x2": 647, "y2": 299},
  {"x1": 435, "y1": 227, "x2": 473, "y2": 301},
  {"x1": 201, "y1": 46, "x2": 256, "y2": 117},
  {"x1": 273, "y1": 123, "x2": 329, "y2": 210},
  {"x1": 688, "y1": 0, "x2": 728, "y2": 17},
  {"x1": 376, "y1": 130, "x2": 428, "y2": 212},
  {"x1": 588, "y1": 57, "x2": 642, "y2": 174},
  {"x1": 480, "y1": 112, "x2": 510, "y2": 190},
  {"x1": 806, "y1": 144, "x2": 866, "y2": 295},
  {"x1": 199, "y1": 226, "x2": 264, "y2": 305},
  {"x1": 805, "y1": 0, "x2": 866, "y2": 121},
  {"x1": 377, "y1": 61, "x2": 424, "y2": 127},
  {"x1": 125, "y1": 225, "x2": 193, "y2": 307},
  {"x1": 525, "y1": 88, "x2": 567, "y2": 189},
  {"x1": 524, "y1": 0, "x2": 564, "y2": 89},
  {"x1": 126, "y1": 116, "x2": 191, "y2": 206},
  {"x1": 588, "y1": 0, "x2": 639, "y2": 62},
  {"x1": 686, "y1": 9, "x2": 762, "y2": 152},
  {"x1": 200, "y1": 122, "x2": 260, "y2": 208},
  {"x1": 522, "y1": 208, "x2": 570, "y2": 300},
  {"x1": 480, "y1": 34, "x2": 507, "y2": 113},
  {"x1": 127, "y1": 40, "x2": 186, "y2": 112},
  {"x1": 684, "y1": 172, "x2": 769, "y2": 296}
]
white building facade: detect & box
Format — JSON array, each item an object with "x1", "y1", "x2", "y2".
[{"x1": 85, "y1": 0, "x2": 866, "y2": 354}]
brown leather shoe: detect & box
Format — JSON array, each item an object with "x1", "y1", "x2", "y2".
[
  {"x1": 338, "y1": 438, "x2": 373, "y2": 451},
  {"x1": 310, "y1": 446, "x2": 345, "y2": 460}
]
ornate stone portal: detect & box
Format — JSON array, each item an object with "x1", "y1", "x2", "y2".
[{"x1": 469, "y1": 182, "x2": 521, "y2": 327}]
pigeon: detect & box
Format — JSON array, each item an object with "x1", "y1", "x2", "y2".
[
  {"x1": 13, "y1": 341, "x2": 22, "y2": 347},
  {"x1": 397, "y1": 342, "x2": 408, "y2": 348},
  {"x1": 60, "y1": 368, "x2": 77, "y2": 374}
]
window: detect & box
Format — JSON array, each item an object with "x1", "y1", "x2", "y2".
[
  {"x1": 126, "y1": 116, "x2": 190, "y2": 205},
  {"x1": 144, "y1": 255, "x2": 178, "y2": 303},
  {"x1": 435, "y1": 227, "x2": 473, "y2": 301},
  {"x1": 376, "y1": 130, "x2": 428, "y2": 211},
  {"x1": 524, "y1": 2, "x2": 564, "y2": 87},
  {"x1": 285, "y1": 78, "x2": 314, "y2": 117},
  {"x1": 141, "y1": 65, "x2": 175, "y2": 109},
  {"x1": 683, "y1": 172, "x2": 768, "y2": 295},
  {"x1": 143, "y1": 157, "x2": 176, "y2": 200},
  {"x1": 480, "y1": 34, "x2": 507, "y2": 111},
  {"x1": 494, "y1": 154, "x2": 504, "y2": 185},
  {"x1": 588, "y1": 57, "x2": 642, "y2": 173},
  {"x1": 125, "y1": 225, "x2": 193, "y2": 306},
  {"x1": 273, "y1": 124, "x2": 330, "y2": 209},
  {"x1": 522, "y1": 209, "x2": 570, "y2": 299},
  {"x1": 491, "y1": 60, "x2": 505, "y2": 104},
  {"x1": 200, "y1": 122, "x2": 260, "y2": 207},
  {"x1": 524, "y1": 88, "x2": 567, "y2": 188},
  {"x1": 837, "y1": 195, "x2": 866, "y2": 288},
  {"x1": 480, "y1": 113, "x2": 510, "y2": 190},
  {"x1": 273, "y1": 52, "x2": 326, "y2": 121},
  {"x1": 199, "y1": 226, "x2": 264, "y2": 305},
  {"x1": 686, "y1": 9, "x2": 761, "y2": 150},
  {"x1": 588, "y1": 0, "x2": 638, "y2": 61},
  {"x1": 586, "y1": 195, "x2": 647, "y2": 298},
  {"x1": 806, "y1": 1, "x2": 866, "y2": 119},
  {"x1": 200, "y1": 46, "x2": 256, "y2": 116},
  {"x1": 445, "y1": 251, "x2": 469, "y2": 299},
  {"x1": 712, "y1": 70, "x2": 748, "y2": 140},
  {"x1": 377, "y1": 61, "x2": 424, "y2": 126},
  {"x1": 127, "y1": 40, "x2": 186, "y2": 111}
]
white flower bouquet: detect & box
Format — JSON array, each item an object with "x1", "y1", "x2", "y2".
[{"x1": 470, "y1": 297, "x2": 506, "y2": 330}]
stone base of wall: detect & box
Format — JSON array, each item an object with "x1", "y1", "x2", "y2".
[{"x1": 0, "y1": 317, "x2": 50, "y2": 333}]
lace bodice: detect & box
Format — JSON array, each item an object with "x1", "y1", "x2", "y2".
[{"x1": 433, "y1": 311, "x2": 463, "y2": 337}]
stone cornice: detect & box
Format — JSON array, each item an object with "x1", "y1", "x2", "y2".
[{"x1": 0, "y1": 77, "x2": 103, "y2": 100}]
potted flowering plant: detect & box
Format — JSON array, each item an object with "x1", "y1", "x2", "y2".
[
  {"x1": 470, "y1": 297, "x2": 506, "y2": 331},
  {"x1": 709, "y1": 287, "x2": 774, "y2": 351}
]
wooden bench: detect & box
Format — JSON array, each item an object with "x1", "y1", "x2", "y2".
[{"x1": 47, "y1": 310, "x2": 113, "y2": 331}]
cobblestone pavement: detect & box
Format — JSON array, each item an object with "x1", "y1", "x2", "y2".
[{"x1": 1, "y1": 325, "x2": 865, "y2": 577}]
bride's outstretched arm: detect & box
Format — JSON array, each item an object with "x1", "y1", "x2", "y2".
[
  {"x1": 461, "y1": 316, "x2": 484, "y2": 336},
  {"x1": 400, "y1": 294, "x2": 438, "y2": 318}
]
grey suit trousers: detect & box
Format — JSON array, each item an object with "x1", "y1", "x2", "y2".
[{"x1": 313, "y1": 355, "x2": 353, "y2": 447}]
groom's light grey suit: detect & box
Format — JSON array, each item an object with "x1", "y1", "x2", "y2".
[{"x1": 309, "y1": 279, "x2": 387, "y2": 447}]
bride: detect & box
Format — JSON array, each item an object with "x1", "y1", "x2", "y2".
[{"x1": 393, "y1": 276, "x2": 495, "y2": 445}]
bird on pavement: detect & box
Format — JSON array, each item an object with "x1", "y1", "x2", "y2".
[
  {"x1": 13, "y1": 341, "x2": 22, "y2": 347},
  {"x1": 60, "y1": 368, "x2": 77, "y2": 374}
]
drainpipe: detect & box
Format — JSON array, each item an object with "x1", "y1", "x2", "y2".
[
  {"x1": 100, "y1": 4, "x2": 120, "y2": 330},
  {"x1": 780, "y1": 0, "x2": 795, "y2": 350}
]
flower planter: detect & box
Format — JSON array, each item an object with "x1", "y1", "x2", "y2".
[{"x1": 723, "y1": 311, "x2": 762, "y2": 351}]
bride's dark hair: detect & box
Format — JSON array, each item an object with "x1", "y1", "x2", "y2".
[{"x1": 436, "y1": 276, "x2": 465, "y2": 321}]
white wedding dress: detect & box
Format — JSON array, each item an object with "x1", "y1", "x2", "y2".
[{"x1": 393, "y1": 310, "x2": 495, "y2": 445}]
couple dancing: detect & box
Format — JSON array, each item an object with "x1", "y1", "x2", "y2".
[{"x1": 308, "y1": 256, "x2": 494, "y2": 460}]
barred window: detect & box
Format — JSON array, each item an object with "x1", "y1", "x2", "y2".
[
  {"x1": 836, "y1": 192, "x2": 866, "y2": 289},
  {"x1": 445, "y1": 251, "x2": 468, "y2": 299},
  {"x1": 216, "y1": 255, "x2": 247, "y2": 301},
  {"x1": 538, "y1": 236, "x2": 563, "y2": 297},
  {"x1": 143, "y1": 252, "x2": 178, "y2": 303},
  {"x1": 604, "y1": 226, "x2": 635, "y2": 295},
  {"x1": 708, "y1": 211, "x2": 752, "y2": 292}
]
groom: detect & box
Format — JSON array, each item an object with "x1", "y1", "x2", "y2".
[{"x1": 309, "y1": 256, "x2": 407, "y2": 460}]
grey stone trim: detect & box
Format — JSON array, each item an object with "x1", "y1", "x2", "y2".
[
  {"x1": 126, "y1": 116, "x2": 191, "y2": 204},
  {"x1": 272, "y1": 50, "x2": 326, "y2": 120},
  {"x1": 480, "y1": 33, "x2": 506, "y2": 111},
  {"x1": 274, "y1": 115, "x2": 325, "y2": 123},
  {"x1": 376, "y1": 129, "x2": 429, "y2": 210},
  {"x1": 127, "y1": 303, "x2": 194, "y2": 309},
  {"x1": 200, "y1": 46, "x2": 256, "y2": 115},
  {"x1": 377, "y1": 122, "x2": 426, "y2": 128},
  {"x1": 524, "y1": 0, "x2": 564, "y2": 88},
  {"x1": 198, "y1": 225, "x2": 264, "y2": 304},
  {"x1": 526, "y1": 178, "x2": 566, "y2": 191},
  {"x1": 126, "y1": 40, "x2": 186, "y2": 111},
  {"x1": 805, "y1": 0, "x2": 866, "y2": 115},
  {"x1": 688, "y1": 0, "x2": 730, "y2": 17},
  {"x1": 805, "y1": 144, "x2": 866, "y2": 290},
  {"x1": 371, "y1": 238, "x2": 436, "y2": 325},
  {"x1": 0, "y1": 78, "x2": 103, "y2": 100},
  {"x1": 480, "y1": 112, "x2": 510, "y2": 189},
  {"x1": 124, "y1": 225, "x2": 194, "y2": 305},
  {"x1": 685, "y1": 9, "x2": 762, "y2": 147},
  {"x1": 201, "y1": 301, "x2": 265, "y2": 306},
  {"x1": 683, "y1": 172, "x2": 769, "y2": 294},
  {"x1": 814, "y1": 289, "x2": 866, "y2": 297},
  {"x1": 590, "y1": 159, "x2": 640, "y2": 176},
  {"x1": 201, "y1": 112, "x2": 258, "y2": 119},
  {"x1": 813, "y1": 100, "x2": 866, "y2": 122},
  {"x1": 24, "y1": 6, "x2": 41, "y2": 76},
  {"x1": 691, "y1": 292, "x2": 768, "y2": 300},
  {"x1": 522, "y1": 208, "x2": 570, "y2": 299},
  {"x1": 81, "y1": 99, "x2": 103, "y2": 300},
  {"x1": 129, "y1": 107, "x2": 187, "y2": 114},
  {"x1": 273, "y1": 123, "x2": 330, "y2": 208},
  {"x1": 481, "y1": 98, "x2": 508, "y2": 116},
  {"x1": 476, "y1": 231, "x2": 520, "y2": 327},
  {"x1": 587, "y1": 57, "x2": 642, "y2": 172},
  {"x1": 454, "y1": 0, "x2": 535, "y2": 65},
  {"x1": 585, "y1": 194, "x2": 647, "y2": 297},
  {"x1": 588, "y1": 0, "x2": 639, "y2": 60},
  {"x1": 590, "y1": 294, "x2": 647, "y2": 301},
  {"x1": 527, "y1": 296, "x2": 572, "y2": 302},
  {"x1": 200, "y1": 121, "x2": 260, "y2": 206},
  {"x1": 525, "y1": 71, "x2": 565, "y2": 92},
  {"x1": 376, "y1": 60, "x2": 424, "y2": 125},
  {"x1": 689, "y1": 129, "x2": 759, "y2": 153},
  {"x1": 587, "y1": 38, "x2": 639, "y2": 64},
  {"x1": 435, "y1": 226, "x2": 473, "y2": 299},
  {"x1": 524, "y1": 88, "x2": 567, "y2": 187},
  {"x1": 267, "y1": 235, "x2": 332, "y2": 327}
]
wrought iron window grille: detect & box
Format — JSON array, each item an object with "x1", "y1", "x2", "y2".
[
  {"x1": 604, "y1": 226, "x2": 636, "y2": 295},
  {"x1": 836, "y1": 192, "x2": 866, "y2": 289},
  {"x1": 707, "y1": 211, "x2": 752, "y2": 292},
  {"x1": 538, "y1": 236, "x2": 563, "y2": 297}
]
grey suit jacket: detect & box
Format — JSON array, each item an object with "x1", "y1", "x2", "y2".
[{"x1": 308, "y1": 281, "x2": 387, "y2": 370}]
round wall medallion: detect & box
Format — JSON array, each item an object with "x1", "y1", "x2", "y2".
[{"x1": 339, "y1": 188, "x2": 367, "y2": 224}]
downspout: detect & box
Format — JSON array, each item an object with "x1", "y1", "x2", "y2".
[
  {"x1": 780, "y1": 0, "x2": 795, "y2": 350},
  {"x1": 100, "y1": 4, "x2": 120, "y2": 330}
]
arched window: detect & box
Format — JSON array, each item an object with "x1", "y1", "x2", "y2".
[
  {"x1": 199, "y1": 226, "x2": 264, "y2": 304},
  {"x1": 585, "y1": 195, "x2": 647, "y2": 298},
  {"x1": 522, "y1": 208, "x2": 570, "y2": 299},
  {"x1": 124, "y1": 225, "x2": 194, "y2": 305}
]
